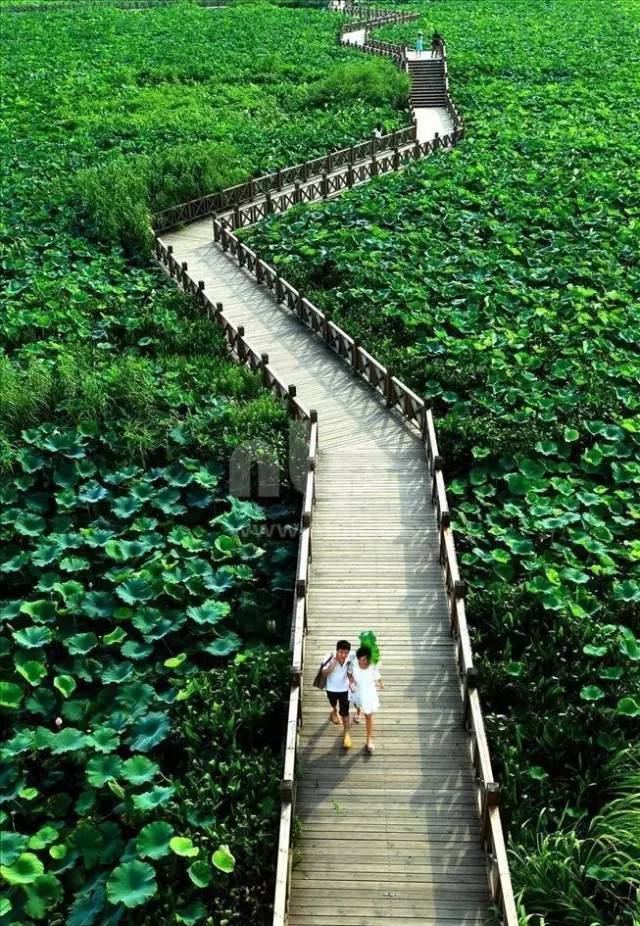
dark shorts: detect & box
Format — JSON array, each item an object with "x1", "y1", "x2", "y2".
[{"x1": 327, "y1": 690, "x2": 349, "y2": 717}]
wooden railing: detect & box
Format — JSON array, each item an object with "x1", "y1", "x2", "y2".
[
  {"x1": 207, "y1": 216, "x2": 518, "y2": 926},
  {"x1": 213, "y1": 128, "x2": 461, "y2": 230},
  {"x1": 433, "y1": 34, "x2": 464, "y2": 131},
  {"x1": 153, "y1": 124, "x2": 417, "y2": 232},
  {"x1": 153, "y1": 235, "x2": 318, "y2": 926},
  {"x1": 153, "y1": 239, "x2": 309, "y2": 423},
  {"x1": 340, "y1": 9, "x2": 418, "y2": 35},
  {"x1": 272, "y1": 416, "x2": 317, "y2": 926}
]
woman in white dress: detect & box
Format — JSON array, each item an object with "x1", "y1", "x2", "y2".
[{"x1": 348, "y1": 645, "x2": 384, "y2": 753}]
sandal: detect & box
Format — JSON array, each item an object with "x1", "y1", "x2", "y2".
[
  {"x1": 329, "y1": 711, "x2": 340, "y2": 725},
  {"x1": 353, "y1": 712, "x2": 362, "y2": 724},
  {"x1": 365, "y1": 742, "x2": 375, "y2": 754}
]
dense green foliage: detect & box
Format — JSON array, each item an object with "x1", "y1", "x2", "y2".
[
  {"x1": 2, "y1": 2, "x2": 407, "y2": 254},
  {"x1": 3, "y1": 0, "x2": 638, "y2": 921},
  {"x1": 1, "y1": 642, "x2": 288, "y2": 924},
  {"x1": 0, "y1": 2, "x2": 396, "y2": 921},
  {"x1": 243, "y1": 0, "x2": 640, "y2": 921}
]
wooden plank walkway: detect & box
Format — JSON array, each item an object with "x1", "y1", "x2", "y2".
[{"x1": 162, "y1": 221, "x2": 491, "y2": 924}]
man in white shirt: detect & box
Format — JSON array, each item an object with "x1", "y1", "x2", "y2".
[{"x1": 321, "y1": 639, "x2": 355, "y2": 748}]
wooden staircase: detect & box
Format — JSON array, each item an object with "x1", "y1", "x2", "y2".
[{"x1": 409, "y1": 57, "x2": 448, "y2": 108}]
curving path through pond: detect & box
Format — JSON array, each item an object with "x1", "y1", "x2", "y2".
[{"x1": 161, "y1": 4, "x2": 516, "y2": 925}]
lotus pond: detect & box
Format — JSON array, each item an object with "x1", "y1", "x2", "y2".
[
  {"x1": 0, "y1": 1, "x2": 403, "y2": 921},
  {"x1": 242, "y1": 0, "x2": 640, "y2": 922}
]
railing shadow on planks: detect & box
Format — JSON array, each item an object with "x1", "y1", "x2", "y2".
[{"x1": 152, "y1": 4, "x2": 517, "y2": 925}]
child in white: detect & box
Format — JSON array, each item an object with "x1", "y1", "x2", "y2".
[{"x1": 348, "y1": 645, "x2": 383, "y2": 753}]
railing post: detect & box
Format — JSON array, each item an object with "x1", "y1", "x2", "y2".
[
  {"x1": 294, "y1": 181, "x2": 302, "y2": 205},
  {"x1": 288, "y1": 384, "x2": 298, "y2": 417},
  {"x1": 347, "y1": 163, "x2": 354, "y2": 188},
  {"x1": 233, "y1": 205, "x2": 241, "y2": 229},
  {"x1": 421, "y1": 397, "x2": 430, "y2": 443},
  {"x1": 393, "y1": 147, "x2": 400, "y2": 170},
  {"x1": 371, "y1": 154, "x2": 378, "y2": 177},
  {"x1": 237, "y1": 326, "x2": 246, "y2": 363},
  {"x1": 261, "y1": 353, "x2": 270, "y2": 387},
  {"x1": 481, "y1": 782, "x2": 500, "y2": 841},
  {"x1": 386, "y1": 367, "x2": 394, "y2": 407},
  {"x1": 265, "y1": 191, "x2": 273, "y2": 215},
  {"x1": 322, "y1": 171, "x2": 329, "y2": 198},
  {"x1": 462, "y1": 666, "x2": 479, "y2": 729},
  {"x1": 433, "y1": 132, "x2": 441, "y2": 150},
  {"x1": 276, "y1": 168, "x2": 283, "y2": 192}
]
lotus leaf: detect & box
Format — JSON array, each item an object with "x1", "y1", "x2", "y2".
[
  {"x1": 169, "y1": 836, "x2": 199, "y2": 858},
  {"x1": 48, "y1": 729, "x2": 88, "y2": 755},
  {"x1": 187, "y1": 860, "x2": 212, "y2": 888},
  {"x1": 186, "y1": 600, "x2": 230, "y2": 626},
  {"x1": 616, "y1": 697, "x2": 640, "y2": 717},
  {"x1": 1, "y1": 852, "x2": 44, "y2": 885},
  {"x1": 121, "y1": 756, "x2": 159, "y2": 786},
  {"x1": 211, "y1": 844, "x2": 235, "y2": 873},
  {"x1": 54, "y1": 675, "x2": 77, "y2": 698},
  {"x1": 115, "y1": 577, "x2": 155, "y2": 606},
  {"x1": 176, "y1": 900, "x2": 207, "y2": 925},
  {"x1": 128, "y1": 713, "x2": 170, "y2": 753},
  {"x1": 101, "y1": 662, "x2": 134, "y2": 684},
  {"x1": 87, "y1": 728, "x2": 120, "y2": 754},
  {"x1": 0, "y1": 832, "x2": 27, "y2": 866},
  {"x1": 132, "y1": 785, "x2": 175, "y2": 811},
  {"x1": 106, "y1": 860, "x2": 157, "y2": 909},
  {"x1": 65, "y1": 633, "x2": 99, "y2": 656},
  {"x1": 136, "y1": 821, "x2": 174, "y2": 860},
  {"x1": 580, "y1": 686, "x2": 605, "y2": 702},
  {"x1": 15, "y1": 658, "x2": 47, "y2": 687}
]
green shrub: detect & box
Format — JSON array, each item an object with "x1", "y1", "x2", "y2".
[
  {"x1": 306, "y1": 59, "x2": 411, "y2": 109},
  {"x1": 511, "y1": 747, "x2": 640, "y2": 926},
  {"x1": 148, "y1": 141, "x2": 251, "y2": 213},
  {"x1": 76, "y1": 156, "x2": 153, "y2": 256}
]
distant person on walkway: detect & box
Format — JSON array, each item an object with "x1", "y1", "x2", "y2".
[
  {"x1": 349, "y1": 644, "x2": 384, "y2": 754},
  {"x1": 373, "y1": 122, "x2": 384, "y2": 139},
  {"x1": 416, "y1": 30, "x2": 424, "y2": 56},
  {"x1": 320, "y1": 639, "x2": 355, "y2": 749}
]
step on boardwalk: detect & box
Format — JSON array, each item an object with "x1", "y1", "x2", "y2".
[{"x1": 160, "y1": 220, "x2": 492, "y2": 923}]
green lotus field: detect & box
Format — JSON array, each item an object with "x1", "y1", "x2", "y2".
[
  {"x1": 1, "y1": 0, "x2": 639, "y2": 923},
  {"x1": 243, "y1": 0, "x2": 640, "y2": 921},
  {"x1": 0, "y1": 2, "x2": 407, "y2": 922}
]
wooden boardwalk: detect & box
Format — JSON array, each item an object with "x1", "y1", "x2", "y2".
[{"x1": 163, "y1": 221, "x2": 491, "y2": 925}]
